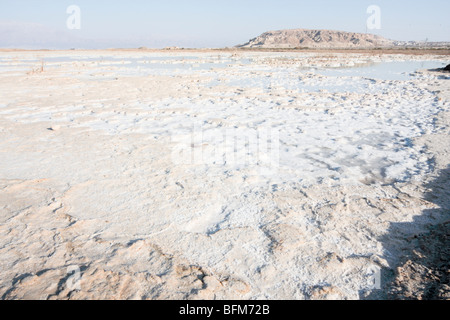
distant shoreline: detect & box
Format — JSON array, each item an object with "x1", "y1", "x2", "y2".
[{"x1": 1, "y1": 47, "x2": 450, "y2": 56}]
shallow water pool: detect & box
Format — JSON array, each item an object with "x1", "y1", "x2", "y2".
[{"x1": 316, "y1": 60, "x2": 446, "y2": 81}]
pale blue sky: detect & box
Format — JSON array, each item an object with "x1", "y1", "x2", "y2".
[{"x1": 0, "y1": 0, "x2": 449, "y2": 48}]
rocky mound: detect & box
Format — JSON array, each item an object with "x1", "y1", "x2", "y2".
[{"x1": 237, "y1": 28, "x2": 394, "y2": 49}]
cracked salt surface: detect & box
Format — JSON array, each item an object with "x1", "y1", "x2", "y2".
[
  {"x1": 0, "y1": 50, "x2": 448, "y2": 300},
  {"x1": 3, "y1": 56, "x2": 443, "y2": 186}
]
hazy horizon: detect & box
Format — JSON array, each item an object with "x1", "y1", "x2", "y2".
[{"x1": 1, "y1": 0, "x2": 449, "y2": 49}]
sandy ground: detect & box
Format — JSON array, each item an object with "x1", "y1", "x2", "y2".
[
  {"x1": 376, "y1": 72, "x2": 450, "y2": 300},
  {"x1": 0, "y1": 50, "x2": 448, "y2": 300}
]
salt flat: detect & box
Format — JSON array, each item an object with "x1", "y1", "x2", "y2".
[{"x1": 0, "y1": 50, "x2": 449, "y2": 299}]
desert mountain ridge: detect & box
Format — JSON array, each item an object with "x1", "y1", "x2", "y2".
[{"x1": 236, "y1": 28, "x2": 449, "y2": 49}]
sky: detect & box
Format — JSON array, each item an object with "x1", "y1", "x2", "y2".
[{"x1": 0, "y1": 0, "x2": 449, "y2": 49}]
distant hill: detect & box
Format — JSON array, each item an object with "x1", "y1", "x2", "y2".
[{"x1": 237, "y1": 28, "x2": 395, "y2": 49}]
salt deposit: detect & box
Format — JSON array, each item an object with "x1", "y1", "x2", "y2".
[{"x1": 0, "y1": 50, "x2": 448, "y2": 300}]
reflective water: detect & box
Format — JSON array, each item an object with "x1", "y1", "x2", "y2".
[
  {"x1": 0, "y1": 55, "x2": 446, "y2": 93},
  {"x1": 316, "y1": 60, "x2": 446, "y2": 81}
]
